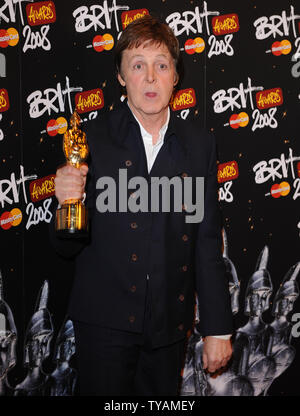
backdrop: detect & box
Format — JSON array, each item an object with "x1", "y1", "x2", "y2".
[{"x1": 0, "y1": 0, "x2": 299, "y2": 396}]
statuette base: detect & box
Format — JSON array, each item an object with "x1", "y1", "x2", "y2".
[{"x1": 56, "y1": 200, "x2": 88, "y2": 238}]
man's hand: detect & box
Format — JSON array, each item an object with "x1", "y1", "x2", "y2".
[
  {"x1": 202, "y1": 336, "x2": 232, "y2": 374},
  {"x1": 54, "y1": 163, "x2": 88, "y2": 206}
]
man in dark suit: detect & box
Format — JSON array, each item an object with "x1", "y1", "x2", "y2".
[{"x1": 51, "y1": 15, "x2": 233, "y2": 396}]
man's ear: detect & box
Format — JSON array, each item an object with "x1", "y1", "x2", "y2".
[
  {"x1": 117, "y1": 72, "x2": 126, "y2": 87},
  {"x1": 174, "y1": 73, "x2": 179, "y2": 86}
]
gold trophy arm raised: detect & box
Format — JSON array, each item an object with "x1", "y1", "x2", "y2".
[{"x1": 55, "y1": 111, "x2": 89, "y2": 238}]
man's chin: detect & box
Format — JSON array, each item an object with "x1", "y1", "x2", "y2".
[{"x1": 139, "y1": 104, "x2": 169, "y2": 116}]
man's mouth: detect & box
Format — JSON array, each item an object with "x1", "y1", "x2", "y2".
[{"x1": 145, "y1": 92, "x2": 157, "y2": 98}]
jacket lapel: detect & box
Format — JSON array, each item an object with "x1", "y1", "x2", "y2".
[
  {"x1": 149, "y1": 112, "x2": 191, "y2": 179},
  {"x1": 108, "y1": 102, "x2": 191, "y2": 180},
  {"x1": 108, "y1": 102, "x2": 149, "y2": 179}
]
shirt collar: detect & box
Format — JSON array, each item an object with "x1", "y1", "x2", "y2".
[{"x1": 127, "y1": 102, "x2": 170, "y2": 145}]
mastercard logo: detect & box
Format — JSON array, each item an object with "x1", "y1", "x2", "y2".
[
  {"x1": 93, "y1": 34, "x2": 114, "y2": 52},
  {"x1": 0, "y1": 208, "x2": 22, "y2": 230},
  {"x1": 0, "y1": 28, "x2": 19, "y2": 48},
  {"x1": 229, "y1": 112, "x2": 249, "y2": 129},
  {"x1": 269, "y1": 181, "x2": 290, "y2": 198},
  {"x1": 184, "y1": 37, "x2": 205, "y2": 55},
  {"x1": 271, "y1": 40, "x2": 292, "y2": 56},
  {"x1": 46, "y1": 117, "x2": 68, "y2": 137}
]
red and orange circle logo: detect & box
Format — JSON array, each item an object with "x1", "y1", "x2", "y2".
[
  {"x1": 0, "y1": 28, "x2": 19, "y2": 48},
  {"x1": 93, "y1": 34, "x2": 114, "y2": 52},
  {"x1": 46, "y1": 117, "x2": 68, "y2": 137},
  {"x1": 184, "y1": 37, "x2": 205, "y2": 55},
  {"x1": 229, "y1": 112, "x2": 249, "y2": 129},
  {"x1": 270, "y1": 181, "x2": 290, "y2": 198},
  {"x1": 0, "y1": 208, "x2": 22, "y2": 230},
  {"x1": 271, "y1": 40, "x2": 292, "y2": 56}
]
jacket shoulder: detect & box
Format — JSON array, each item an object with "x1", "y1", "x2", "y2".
[
  {"x1": 82, "y1": 109, "x2": 110, "y2": 146},
  {"x1": 83, "y1": 102, "x2": 132, "y2": 147},
  {"x1": 173, "y1": 115, "x2": 217, "y2": 169}
]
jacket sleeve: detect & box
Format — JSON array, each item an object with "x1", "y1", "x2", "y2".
[{"x1": 195, "y1": 132, "x2": 233, "y2": 336}]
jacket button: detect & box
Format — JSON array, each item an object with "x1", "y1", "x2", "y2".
[
  {"x1": 129, "y1": 315, "x2": 135, "y2": 323},
  {"x1": 178, "y1": 323, "x2": 184, "y2": 331},
  {"x1": 125, "y1": 160, "x2": 132, "y2": 167},
  {"x1": 130, "y1": 222, "x2": 138, "y2": 229},
  {"x1": 179, "y1": 294, "x2": 185, "y2": 302},
  {"x1": 182, "y1": 265, "x2": 188, "y2": 272},
  {"x1": 182, "y1": 234, "x2": 188, "y2": 241},
  {"x1": 181, "y1": 172, "x2": 188, "y2": 178},
  {"x1": 131, "y1": 253, "x2": 138, "y2": 261},
  {"x1": 130, "y1": 285, "x2": 136, "y2": 293}
]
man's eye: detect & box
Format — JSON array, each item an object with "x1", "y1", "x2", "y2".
[
  {"x1": 159, "y1": 63, "x2": 167, "y2": 69},
  {"x1": 134, "y1": 64, "x2": 142, "y2": 70}
]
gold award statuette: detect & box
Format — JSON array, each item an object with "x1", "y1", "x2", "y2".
[{"x1": 55, "y1": 111, "x2": 89, "y2": 238}]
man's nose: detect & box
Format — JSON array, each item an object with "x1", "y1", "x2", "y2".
[{"x1": 146, "y1": 66, "x2": 155, "y2": 83}]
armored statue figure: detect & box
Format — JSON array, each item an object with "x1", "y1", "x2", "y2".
[
  {"x1": 232, "y1": 246, "x2": 276, "y2": 396},
  {"x1": 44, "y1": 319, "x2": 77, "y2": 396},
  {"x1": 222, "y1": 228, "x2": 240, "y2": 315},
  {"x1": 181, "y1": 229, "x2": 253, "y2": 396},
  {"x1": 180, "y1": 295, "x2": 208, "y2": 396},
  {"x1": 14, "y1": 281, "x2": 53, "y2": 396},
  {"x1": 206, "y1": 229, "x2": 253, "y2": 396},
  {"x1": 263, "y1": 262, "x2": 300, "y2": 395},
  {"x1": 0, "y1": 270, "x2": 17, "y2": 396}
]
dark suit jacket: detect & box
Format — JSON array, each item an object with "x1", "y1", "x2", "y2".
[{"x1": 50, "y1": 102, "x2": 233, "y2": 348}]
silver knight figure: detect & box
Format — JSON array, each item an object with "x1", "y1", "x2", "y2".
[
  {"x1": 222, "y1": 229, "x2": 240, "y2": 315},
  {"x1": 232, "y1": 246, "x2": 276, "y2": 396},
  {"x1": 180, "y1": 295, "x2": 207, "y2": 396},
  {"x1": 44, "y1": 319, "x2": 77, "y2": 396},
  {"x1": 0, "y1": 270, "x2": 17, "y2": 396},
  {"x1": 206, "y1": 229, "x2": 253, "y2": 396},
  {"x1": 263, "y1": 262, "x2": 300, "y2": 395},
  {"x1": 180, "y1": 229, "x2": 253, "y2": 396},
  {"x1": 180, "y1": 239, "x2": 299, "y2": 397},
  {"x1": 14, "y1": 281, "x2": 53, "y2": 396}
]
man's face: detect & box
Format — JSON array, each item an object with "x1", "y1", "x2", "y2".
[
  {"x1": 118, "y1": 41, "x2": 177, "y2": 119},
  {"x1": 248, "y1": 289, "x2": 271, "y2": 316}
]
